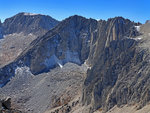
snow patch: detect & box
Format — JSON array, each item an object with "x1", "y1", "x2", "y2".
[
  {"x1": 131, "y1": 37, "x2": 142, "y2": 41},
  {"x1": 94, "y1": 29, "x2": 98, "y2": 33},
  {"x1": 58, "y1": 62, "x2": 63, "y2": 68},
  {"x1": 24, "y1": 13, "x2": 39, "y2": 16},
  {"x1": 44, "y1": 50, "x2": 80, "y2": 70},
  {"x1": 124, "y1": 36, "x2": 142, "y2": 41},
  {"x1": 14, "y1": 66, "x2": 33, "y2": 79},
  {"x1": 84, "y1": 61, "x2": 91, "y2": 69},
  {"x1": 15, "y1": 66, "x2": 31, "y2": 75},
  {"x1": 136, "y1": 37, "x2": 142, "y2": 40},
  {"x1": 135, "y1": 26, "x2": 140, "y2": 32}
]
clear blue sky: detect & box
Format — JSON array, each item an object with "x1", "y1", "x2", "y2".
[{"x1": 0, "y1": 0, "x2": 149, "y2": 23}]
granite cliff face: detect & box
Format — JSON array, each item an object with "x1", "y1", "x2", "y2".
[
  {"x1": 86, "y1": 17, "x2": 140, "y2": 66},
  {"x1": 1, "y1": 13, "x2": 150, "y2": 113},
  {"x1": 82, "y1": 21, "x2": 150, "y2": 113}
]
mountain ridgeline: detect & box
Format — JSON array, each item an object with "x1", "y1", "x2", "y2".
[{"x1": 1, "y1": 13, "x2": 150, "y2": 113}]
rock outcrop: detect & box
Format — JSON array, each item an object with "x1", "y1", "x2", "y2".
[{"x1": 0, "y1": 97, "x2": 21, "y2": 113}]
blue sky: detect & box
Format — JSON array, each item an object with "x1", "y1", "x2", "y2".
[{"x1": 0, "y1": 0, "x2": 149, "y2": 23}]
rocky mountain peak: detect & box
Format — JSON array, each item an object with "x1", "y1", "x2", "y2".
[
  {"x1": 65, "y1": 15, "x2": 87, "y2": 22},
  {"x1": 3, "y1": 12, "x2": 59, "y2": 36},
  {"x1": 104, "y1": 17, "x2": 140, "y2": 47},
  {"x1": 0, "y1": 12, "x2": 59, "y2": 67}
]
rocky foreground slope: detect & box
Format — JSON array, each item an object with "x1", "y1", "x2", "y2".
[
  {"x1": 0, "y1": 13, "x2": 150, "y2": 113},
  {"x1": 0, "y1": 63, "x2": 86, "y2": 113}
]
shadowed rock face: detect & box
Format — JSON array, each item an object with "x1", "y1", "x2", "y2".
[
  {"x1": 2, "y1": 12, "x2": 59, "y2": 37},
  {"x1": 11, "y1": 15, "x2": 98, "y2": 75}
]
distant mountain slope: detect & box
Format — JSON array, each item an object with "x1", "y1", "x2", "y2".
[
  {"x1": 3, "y1": 12, "x2": 59, "y2": 36},
  {"x1": 0, "y1": 12, "x2": 59, "y2": 67}
]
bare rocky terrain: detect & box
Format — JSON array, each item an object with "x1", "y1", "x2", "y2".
[
  {"x1": 0, "y1": 63, "x2": 87, "y2": 113},
  {"x1": 0, "y1": 13, "x2": 150, "y2": 113},
  {"x1": 0, "y1": 33, "x2": 37, "y2": 67},
  {"x1": 94, "y1": 104, "x2": 150, "y2": 113},
  {"x1": 0, "y1": 12, "x2": 59, "y2": 67}
]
